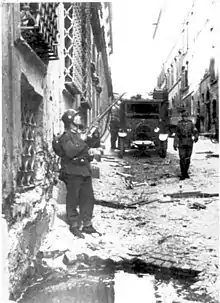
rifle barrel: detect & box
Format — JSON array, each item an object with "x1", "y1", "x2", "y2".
[{"x1": 87, "y1": 92, "x2": 126, "y2": 133}]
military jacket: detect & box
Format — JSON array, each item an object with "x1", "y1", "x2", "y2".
[
  {"x1": 174, "y1": 119, "x2": 198, "y2": 147},
  {"x1": 59, "y1": 129, "x2": 91, "y2": 177},
  {"x1": 110, "y1": 118, "x2": 120, "y2": 132}
]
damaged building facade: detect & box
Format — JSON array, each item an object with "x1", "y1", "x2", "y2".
[
  {"x1": 2, "y1": 2, "x2": 113, "y2": 299},
  {"x1": 154, "y1": 0, "x2": 219, "y2": 133}
]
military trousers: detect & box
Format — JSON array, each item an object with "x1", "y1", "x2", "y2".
[
  {"x1": 65, "y1": 175, "x2": 95, "y2": 228},
  {"x1": 110, "y1": 130, "x2": 118, "y2": 149},
  {"x1": 178, "y1": 146, "x2": 193, "y2": 177}
]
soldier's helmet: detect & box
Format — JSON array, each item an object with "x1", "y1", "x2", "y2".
[
  {"x1": 181, "y1": 110, "x2": 189, "y2": 117},
  {"x1": 61, "y1": 109, "x2": 80, "y2": 126}
]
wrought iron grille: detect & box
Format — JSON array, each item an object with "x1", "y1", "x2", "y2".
[
  {"x1": 20, "y1": 3, "x2": 59, "y2": 62},
  {"x1": 64, "y1": 3, "x2": 83, "y2": 93},
  {"x1": 17, "y1": 105, "x2": 37, "y2": 189},
  {"x1": 81, "y1": 3, "x2": 92, "y2": 107}
]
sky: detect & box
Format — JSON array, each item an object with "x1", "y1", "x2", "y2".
[{"x1": 110, "y1": 0, "x2": 194, "y2": 98}]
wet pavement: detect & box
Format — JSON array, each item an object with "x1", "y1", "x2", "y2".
[
  {"x1": 14, "y1": 136, "x2": 219, "y2": 303},
  {"x1": 16, "y1": 268, "x2": 213, "y2": 303}
]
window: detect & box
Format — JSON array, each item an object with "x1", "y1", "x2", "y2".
[
  {"x1": 212, "y1": 99, "x2": 217, "y2": 119},
  {"x1": 184, "y1": 70, "x2": 188, "y2": 87},
  {"x1": 126, "y1": 103, "x2": 159, "y2": 114},
  {"x1": 171, "y1": 65, "x2": 174, "y2": 86},
  {"x1": 206, "y1": 89, "x2": 210, "y2": 102},
  {"x1": 209, "y1": 58, "x2": 215, "y2": 82},
  {"x1": 17, "y1": 74, "x2": 42, "y2": 189}
]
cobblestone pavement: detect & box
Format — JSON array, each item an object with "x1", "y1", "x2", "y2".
[{"x1": 39, "y1": 136, "x2": 219, "y2": 302}]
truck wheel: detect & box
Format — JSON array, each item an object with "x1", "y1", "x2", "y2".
[
  {"x1": 210, "y1": 134, "x2": 218, "y2": 143},
  {"x1": 159, "y1": 140, "x2": 167, "y2": 158},
  {"x1": 119, "y1": 138, "x2": 125, "y2": 158}
]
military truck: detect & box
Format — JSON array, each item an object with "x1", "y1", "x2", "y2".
[{"x1": 117, "y1": 90, "x2": 170, "y2": 158}]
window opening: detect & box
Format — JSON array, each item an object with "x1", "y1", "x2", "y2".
[{"x1": 17, "y1": 76, "x2": 42, "y2": 189}]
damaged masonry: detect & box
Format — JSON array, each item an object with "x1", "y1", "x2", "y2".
[{"x1": 1, "y1": 2, "x2": 220, "y2": 303}]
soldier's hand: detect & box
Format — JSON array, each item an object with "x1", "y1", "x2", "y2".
[
  {"x1": 192, "y1": 135, "x2": 198, "y2": 143},
  {"x1": 173, "y1": 145, "x2": 178, "y2": 151},
  {"x1": 80, "y1": 133, "x2": 88, "y2": 141},
  {"x1": 194, "y1": 138, "x2": 198, "y2": 143}
]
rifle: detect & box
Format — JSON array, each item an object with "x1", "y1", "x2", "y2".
[{"x1": 85, "y1": 92, "x2": 126, "y2": 136}]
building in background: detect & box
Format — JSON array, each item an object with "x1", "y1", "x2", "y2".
[
  {"x1": 2, "y1": 2, "x2": 113, "y2": 298},
  {"x1": 63, "y1": 2, "x2": 113, "y2": 131},
  {"x1": 154, "y1": 0, "x2": 219, "y2": 133}
]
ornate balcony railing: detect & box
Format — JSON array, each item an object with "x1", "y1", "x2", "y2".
[
  {"x1": 64, "y1": 3, "x2": 83, "y2": 94},
  {"x1": 81, "y1": 3, "x2": 92, "y2": 109},
  {"x1": 20, "y1": 3, "x2": 59, "y2": 62}
]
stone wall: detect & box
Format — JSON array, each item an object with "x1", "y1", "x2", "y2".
[
  {"x1": 98, "y1": 52, "x2": 112, "y2": 136},
  {"x1": 2, "y1": 4, "x2": 22, "y2": 206},
  {"x1": 99, "y1": 52, "x2": 110, "y2": 111},
  {"x1": 1, "y1": 217, "x2": 10, "y2": 301},
  {"x1": 8, "y1": 189, "x2": 56, "y2": 298},
  {"x1": 2, "y1": 3, "x2": 113, "y2": 298},
  {"x1": 2, "y1": 3, "x2": 64, "y2": 297}
]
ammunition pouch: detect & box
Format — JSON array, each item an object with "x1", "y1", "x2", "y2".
[
  {"x1": 58, "y1": 170, "x2": 68, "y2": 183},
  {"x1": 72, "y1": 155, "x2": 94, "y2": 164}
]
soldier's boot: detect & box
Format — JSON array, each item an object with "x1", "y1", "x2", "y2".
[
  {"x1": 185, "y1": 170, "x2": 190, "y2": 179},
  {"x1": 82, "y1": 225, "x2": 102, "y2": 236},
  {"x1": 69, "y1": 226, "x2": 85, "y2": 239},
  {"x1": 185, "y1": 159, "x2": 190, "y2": 178},
  {"x1": 110, "y1": 133, "x2": 117, "y2": 149},
  {"x1": 179, "y1": 160, "x2": 186, "y2": 180}
]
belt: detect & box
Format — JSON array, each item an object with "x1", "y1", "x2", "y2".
[{"x1": 72, "y1": 155, "x2": 93, "y2": 163}]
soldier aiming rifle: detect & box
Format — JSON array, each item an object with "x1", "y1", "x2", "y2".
[{"x1": 52, "y1": 93, "x2": 125, "y2": 238}]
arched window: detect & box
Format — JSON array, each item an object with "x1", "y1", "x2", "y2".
[
  {"x1": 206, "y1": 89, "x2": 210, "y2": 102},
  {"x1": 197, "y1": 100, "x2": 200, "y2": 114}
]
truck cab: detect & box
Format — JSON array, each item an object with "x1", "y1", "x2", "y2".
[{"x1": 118, "y1": 90, "x2": 170, "y2": 158}]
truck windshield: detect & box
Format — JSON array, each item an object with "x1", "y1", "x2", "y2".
[{"x1": 126, "y1": 103, "x2": 159, "y2": 114}]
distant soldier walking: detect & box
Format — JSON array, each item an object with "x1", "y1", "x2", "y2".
[
  {"x1": 110, "y1": 106, "x2": 120, "y2": 150},
  {"x1": 174, "y1": 111, "x2": 198, "y2": 180}
]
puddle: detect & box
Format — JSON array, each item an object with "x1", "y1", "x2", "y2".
[{"x1": 15, "y1": 267, "x2": 212, "y2": 303}]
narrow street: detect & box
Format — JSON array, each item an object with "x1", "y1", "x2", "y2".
[
  {"x1": 15, "y1": 136, "x2": 219, "y2": 303},
  {"x1": 2, "y1": 2, "x2": 220, "y2": 303}
]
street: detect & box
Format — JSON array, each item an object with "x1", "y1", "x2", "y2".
[
  {"x1": 16, "y1": 136, "x2": 219, "y2": 303},
  {"x1": 2, "y1": 2, "x2": 220, "y2": 303}
]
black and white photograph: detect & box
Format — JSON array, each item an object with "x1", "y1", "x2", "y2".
[{"x1": 1, "y1": 1, "x2": 219, "y2": 302}]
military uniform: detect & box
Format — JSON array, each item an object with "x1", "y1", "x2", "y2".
[
  {"x1": 110, "y1": 108, "x2": 120, "y2": 149},
  {"x1": 174, "y1": 114, "x2": 198, "y2": 179},
  {"x1": 110, "y1": 119, "x2": 120, "y2": 149},
  {"x1": 57, "y1": 109, "x2": 100, "y2": 238},
  {"x1": 59, "y1": 129, "x2": 95, "y2": 229}
]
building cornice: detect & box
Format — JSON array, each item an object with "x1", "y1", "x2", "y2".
[
  {"x1": 168, "y1": 78, "x2": 181, "y2": 94},
  {"x1": 14, "y1": 37, "x2": 47, "y2": 76},
  {"x1": 182, "y1": 90, "x2": 194, "y2": 101},
  {"x1": 200, "y1": 73, "x2": 210, "y2": 84}
]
